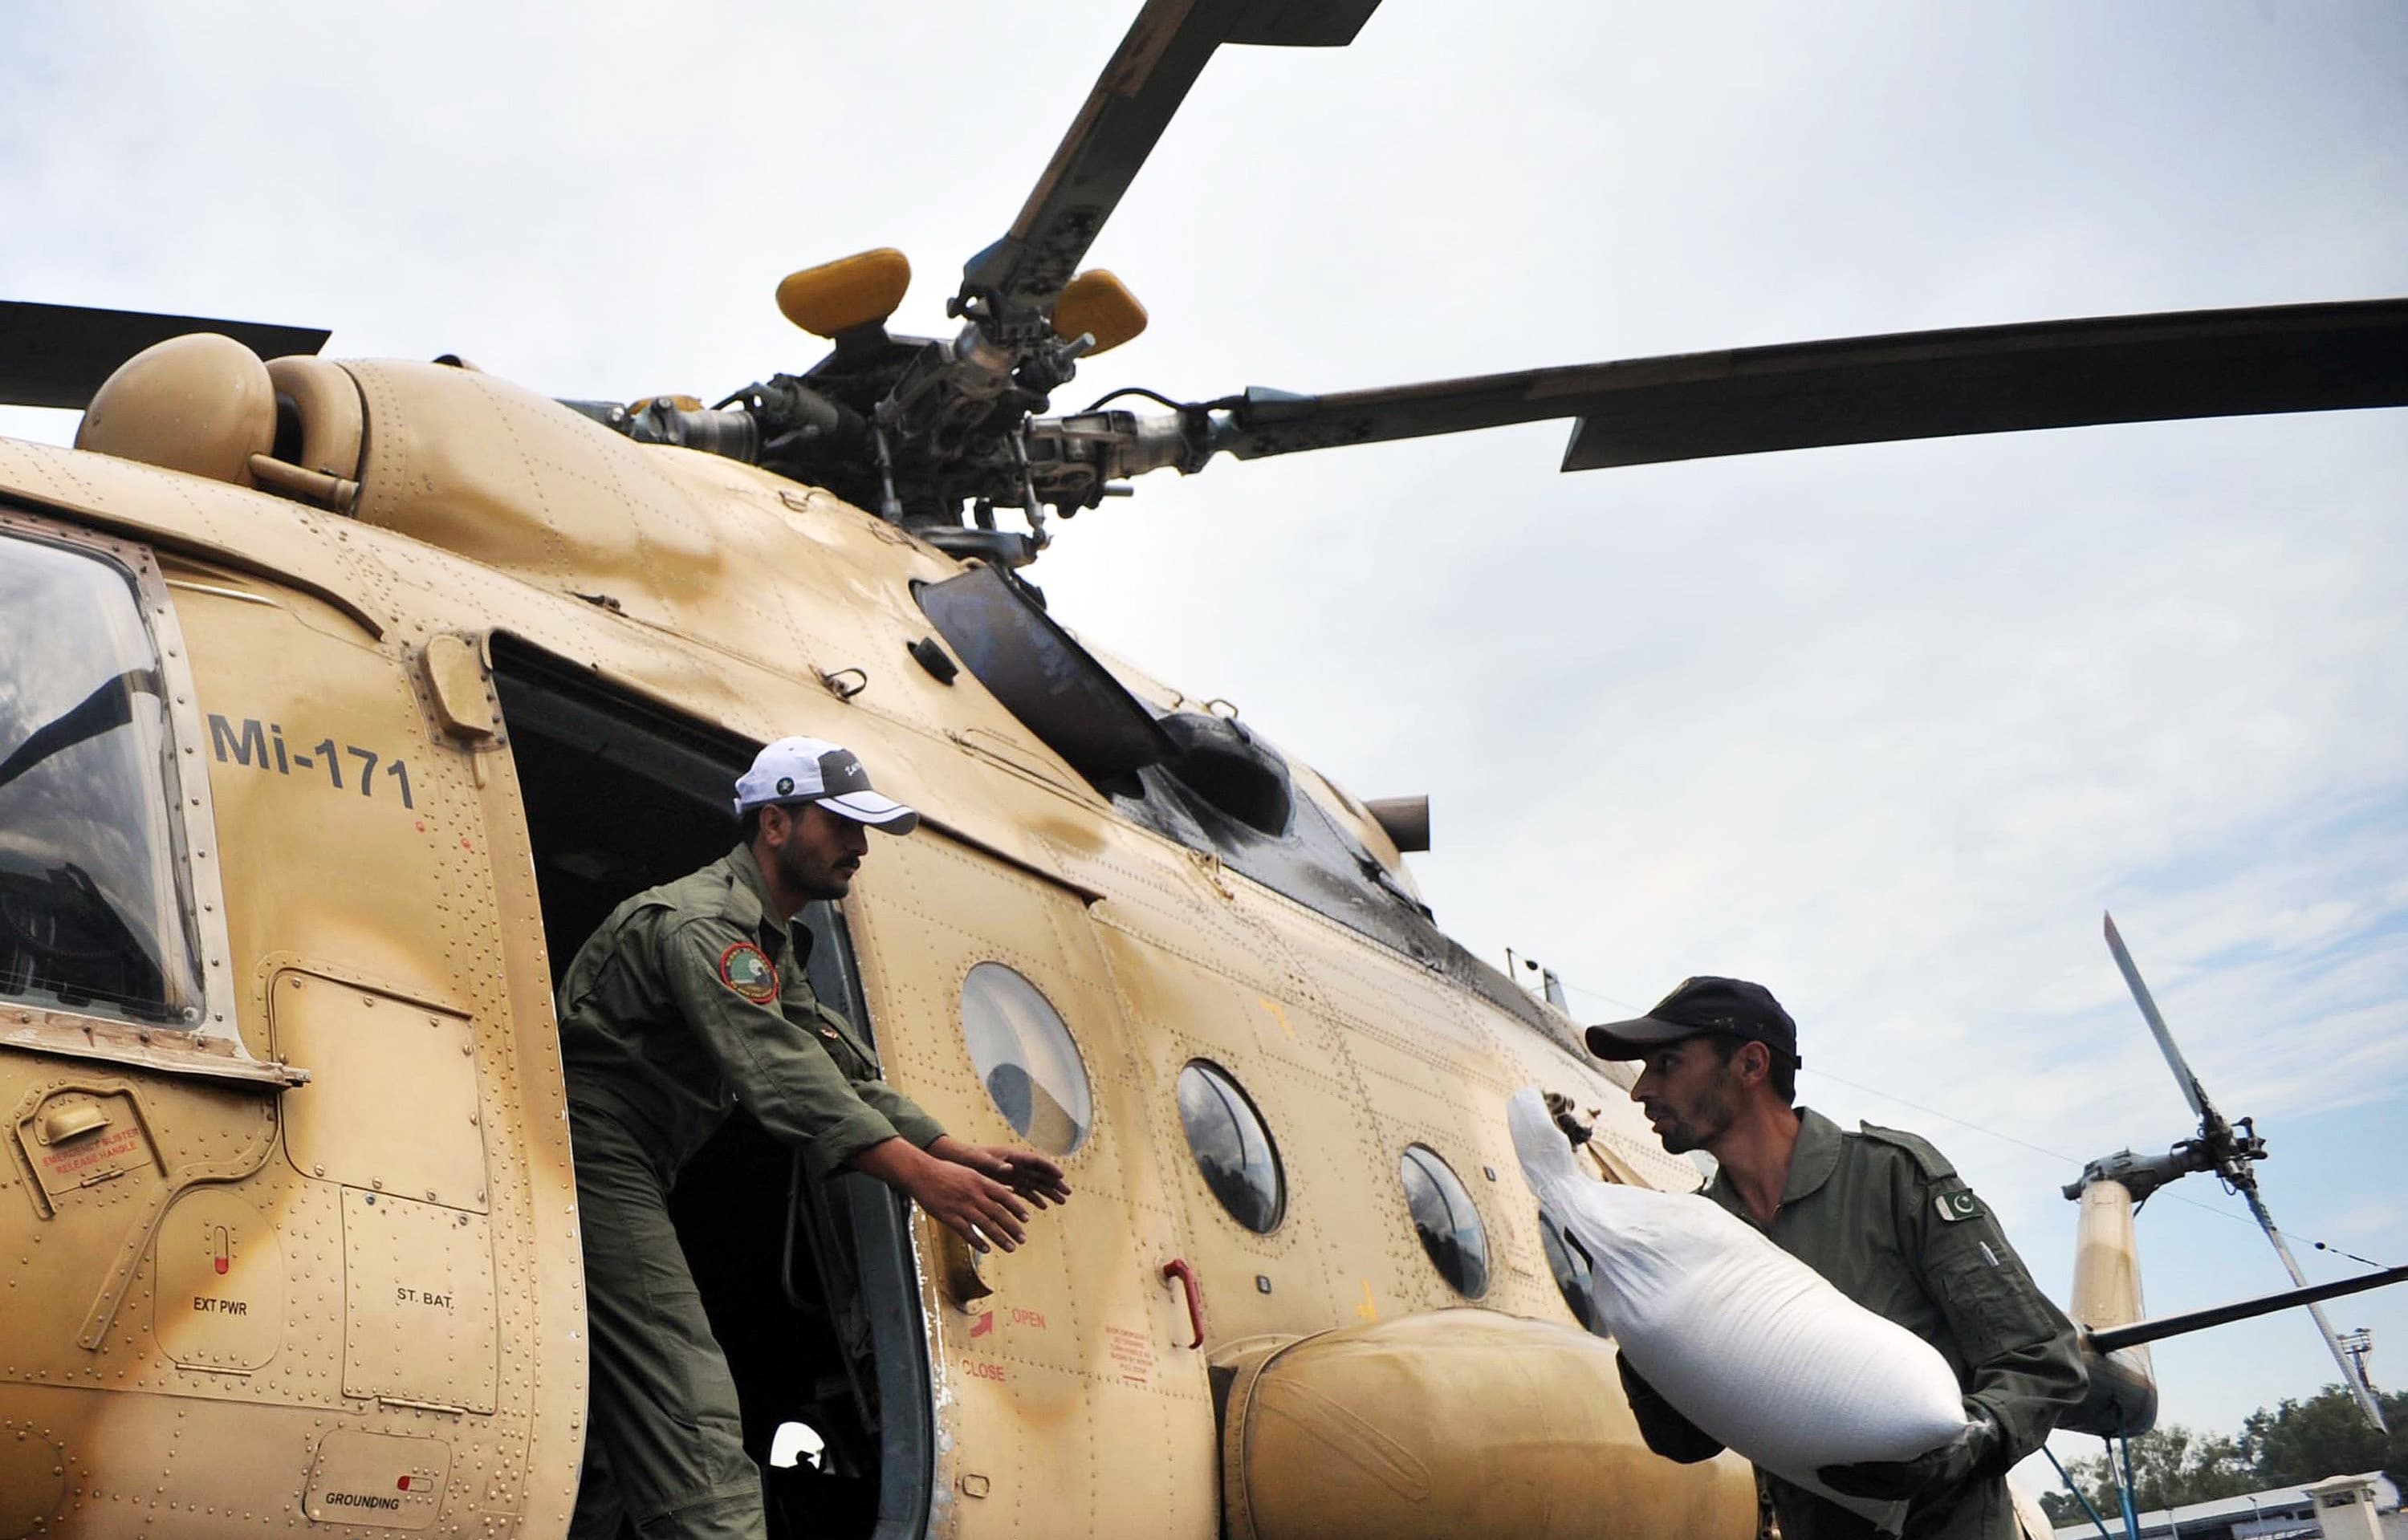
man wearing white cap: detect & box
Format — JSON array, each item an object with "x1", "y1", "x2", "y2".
[{"x1": 558, "y1": 736, "x2": 1072, "y2": 1540}]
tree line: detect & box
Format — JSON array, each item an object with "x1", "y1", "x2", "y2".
[{"x1": 2037, "y1": 1386, "x2": 2408, "y2": 1527}]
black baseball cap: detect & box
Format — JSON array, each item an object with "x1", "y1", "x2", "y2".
[{"x1": 1584, "y1": 976, "x2": 1801, "y2": 1065}]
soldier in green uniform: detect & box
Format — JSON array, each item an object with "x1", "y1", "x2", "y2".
[
  {"x1": 559, "y1": 735, "x2": 1072, "y2": 1540},
  {"x1": 1585, "y1": 977, "x2": 2085, "y2": 1540}
]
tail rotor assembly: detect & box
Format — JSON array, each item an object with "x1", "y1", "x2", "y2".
[{"x1": 2068, "y1": 912, "x2": 2391, "y2": 1432}]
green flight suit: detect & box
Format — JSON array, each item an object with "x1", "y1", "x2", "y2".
[
  {"x1": 557, "y1": 843, "x2": 946, "y2": 1540},
  {"x1": 1619, "y1": 1107, "x2": 2086, "y2": 1540}
]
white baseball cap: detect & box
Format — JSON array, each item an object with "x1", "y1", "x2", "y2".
[{"x1": 732, "y1": 737, "x2": 919, "y2": 832}]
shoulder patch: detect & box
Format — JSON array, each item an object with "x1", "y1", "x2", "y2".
[
  {"x1": 1857, "y1": 1123, "x2": 1958, "y2": 1181},
  {"x1": 1934, "y1": 1188, "x2": 1986, "y2": 1223},
  {"x1": 717, "y1": 941, "x2": 779, "y2": 1004}
]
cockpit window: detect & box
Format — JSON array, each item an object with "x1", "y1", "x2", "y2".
[{"x1": 0, "y1": 531, "x2": 203, "y2": 1026}]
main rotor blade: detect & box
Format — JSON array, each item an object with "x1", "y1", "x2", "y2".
[
  {"x1": 2239, "y1": 1185, "x2": 2390, "y2": 1432},
  {"x1": 1208, "y1": 298, "x2": 2408, "y2": 466},
  {"x1": 2102, "y1": 912, "x2": 2219, "y2": 1125},
  {"x1": 958, "y1": 0, "x2": 1381, "y2": 320},
  {"x1": 0, "y1": 300, "x2": 331, "y2": 410}
]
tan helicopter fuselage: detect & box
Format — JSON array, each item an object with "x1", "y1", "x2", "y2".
[{"x1": 0, "y1": 353, "x2": 1759, "y2": 1539}]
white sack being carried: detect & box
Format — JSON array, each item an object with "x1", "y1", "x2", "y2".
[{"x1": 1508, "y1": 1087, "x2": 1964, "y2": 1520}]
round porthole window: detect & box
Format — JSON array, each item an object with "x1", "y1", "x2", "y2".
[
  {"x1": 1538, "y1": 1212, "x2": 1597, "y2": 1331},
  {"x1": 958, "y1": 962, "x2": 1092, "y2": 1156},
  {"x1": 1398, "y1": 1145, "x2": 1488, "y2": 1298},
  {"x1": 1175, "y1": 1061, "x2": 1284, "y2": 1233}
]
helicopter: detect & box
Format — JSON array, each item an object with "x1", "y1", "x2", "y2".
[{"x1": 4, "y1": 2, "x2": 2407, "y2": 1538}]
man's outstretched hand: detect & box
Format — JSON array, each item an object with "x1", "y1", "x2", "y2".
[
  {"x1": 856, "y1": 1136, "x2": 1073, "y2": 1254},
  {"x1": 854, "y1": 1137, "x2": 1031, "y2": 1253},
  {"x1": 934, "y1": 1136, "x2": 1073, "y2": 1208}
]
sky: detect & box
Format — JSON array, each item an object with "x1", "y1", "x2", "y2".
[{"x1": 6, "y1": 0, "x2": 2405, "y2": 1474}]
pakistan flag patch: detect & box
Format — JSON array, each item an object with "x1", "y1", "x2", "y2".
[
  {"x1": 1934, "y1": 1189, "x2": 1985, "y2": 1223},
  {"x1": 718, "y1": 941, "x2": 779, "y2": 1004}
]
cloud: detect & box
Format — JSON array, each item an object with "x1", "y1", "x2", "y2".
[{"x1": 2329, "y1": 1199, "x2": 2404, "y2": 1241}]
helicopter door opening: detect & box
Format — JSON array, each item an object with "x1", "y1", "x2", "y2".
[{"x1": 486, "y1": 636, "x2": 932, "y2": 1540}]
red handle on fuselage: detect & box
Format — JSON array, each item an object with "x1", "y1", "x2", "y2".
[{"x1": 1162, "y1": 1258, "x2": 1206, "y2": 1350}]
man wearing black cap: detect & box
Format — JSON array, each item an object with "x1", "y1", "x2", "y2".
[{"x1": 1587, "y1": 977, "x2": 2085, "y2": 1540}]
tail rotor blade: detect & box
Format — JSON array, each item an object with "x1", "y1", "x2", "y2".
[
  {"x1": 2102, "y1": 911, "x2": 2217, "y2": 1124},
  {"x1": 2239, "y1": 1185, "x2": 2390, "y2": 1432}
]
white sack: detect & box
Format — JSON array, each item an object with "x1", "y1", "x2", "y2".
[{"x1": 1508, "y1": 1087, "x2": 1964, "y2": 1521}]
